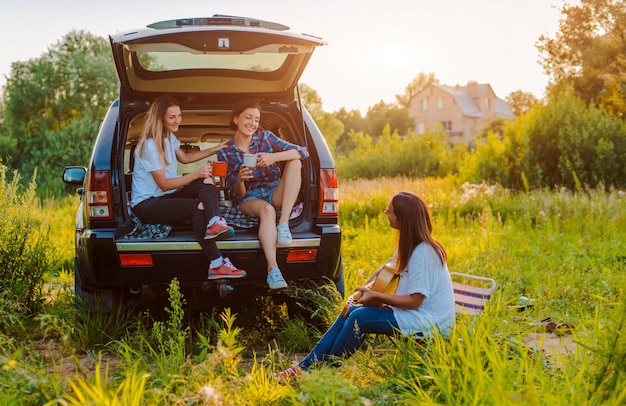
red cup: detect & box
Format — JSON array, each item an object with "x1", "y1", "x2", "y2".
[{"x1": 212, "y1": 161, "x2": 227, "y2": 177}]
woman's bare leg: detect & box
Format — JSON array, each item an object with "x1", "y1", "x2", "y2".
[
  {"x1": 240, "y1": 199, "x2": 278, "y2": 271},
  {"x1": 272, "y1": 159, "x2": 302, "y2": 225}
]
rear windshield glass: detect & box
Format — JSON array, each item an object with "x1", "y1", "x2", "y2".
[{"x1": 136, "y1": 51, "x2": 288, "y2": 73}]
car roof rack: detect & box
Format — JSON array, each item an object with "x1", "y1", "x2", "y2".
[{"x1": 147, "y1": 14, "x2": 290, "y2": 31}]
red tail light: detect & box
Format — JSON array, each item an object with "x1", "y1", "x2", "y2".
[
  {"x1": 119, "y1": 253, "x2": 154, "y2": 266},
  {"x1": 86, "y1": 170, "x2": 113, "y2": 220},
  {"x1": 286, "y1": 249, "x2": 318, "y2": 263},
  {"x1": 318, "y1": 168, "x2": 338, "y2": 216}
]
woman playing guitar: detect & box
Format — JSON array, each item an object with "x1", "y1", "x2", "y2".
[{"x1": 276, "y1": 191, "x2": 456, "y2": 379}]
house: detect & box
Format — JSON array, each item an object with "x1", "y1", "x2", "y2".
[{"x1": 408, "y1": 80, "x2": 515, "y2": 144}]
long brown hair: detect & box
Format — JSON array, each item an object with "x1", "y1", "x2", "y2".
[
  {"x1": 137, "y1": 95, "x2": 181, "y2": 166},
  {"x1": 392, "y1": 191, "x2": 447, "y2": 273}
]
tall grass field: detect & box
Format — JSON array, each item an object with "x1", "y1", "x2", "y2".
[{"x1": 1, "y1": 175, "x2": 625, "y2": 405}]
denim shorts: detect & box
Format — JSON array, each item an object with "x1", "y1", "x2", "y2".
[{"x1": 239, "y1": 185, "x2": 276, "y2": 206}]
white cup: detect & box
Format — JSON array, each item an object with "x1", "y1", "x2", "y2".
[{"x1": 243, "y1": 153, "x2": 258, "y2": 168}]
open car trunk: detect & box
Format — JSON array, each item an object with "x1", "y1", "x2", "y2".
[{"x1": 120, "y1": 102, "x2": 313, "y2": 240}]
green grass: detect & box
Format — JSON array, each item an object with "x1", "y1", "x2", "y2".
[{"x1": 1, "y1": 176, "x2": 625, "y2": 405}]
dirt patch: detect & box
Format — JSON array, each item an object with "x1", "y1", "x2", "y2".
[
  {"x1": 50, "y1": 355, "x2": 121, "y2": 379},
  {"x1": 522, "y1": 331, "x2": 578, "y2": 366},
  {"x1": 39, "y1": 338, "x2": 120, "y2": 378}
]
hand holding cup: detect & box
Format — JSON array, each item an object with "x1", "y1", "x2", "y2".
[
  {"x1": 212, "y1": 161, "x2": 228, "y2": 177},
  {"x1": 239, "y1": 166, "x2": 253, "y2": 180}
]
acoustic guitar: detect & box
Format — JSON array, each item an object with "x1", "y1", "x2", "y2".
[{"x1": 341, "y1": 259, "x2": 400, "y2": 317}]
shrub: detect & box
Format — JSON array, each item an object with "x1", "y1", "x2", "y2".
[
  {"x1": 459, "y1": 132, "x2": 512, "y2": 186},
  {"x1": 0, "y1": 165, "x2": 50, "y2": 333},
  {"x1": 336, "y1": 127, "x2": 464, "y2": 180},
  {"x1": 461, "y1": 88, "x2": 626, "y2": 190},
  {"x1": 292, "y1": 367, "x2": 363, "y2": 405}
]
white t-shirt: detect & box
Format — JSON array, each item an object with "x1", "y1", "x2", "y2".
[
  {"x1": 131, "y1": 133, "x2": 180, "y2": 208},
  {"x1": 391, "y1": 242, "x2": 456, "y2": 338}
]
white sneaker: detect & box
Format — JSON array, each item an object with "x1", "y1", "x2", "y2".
[
  {"x1": 277, "y1": 223, "x2": 292, "y2": 246},
  {"x1": 267, "y1": 267, "x2": 288, "y2": 289}
]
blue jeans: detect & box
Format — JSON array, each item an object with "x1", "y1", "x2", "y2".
[
  {"x1": 238, "y1": 178, "x2": 281, "y2": 207},
  {"x1": 299, "y1": 306, "x2": 399, "y2": 370}
]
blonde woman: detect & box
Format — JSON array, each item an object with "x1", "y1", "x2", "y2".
[{"x1": 131, "y1": 95, "x2": 245, "y2": 280}]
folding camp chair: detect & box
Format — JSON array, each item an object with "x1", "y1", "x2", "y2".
[{"x1": 449, "y1": 272, "x2": 497, "y2": 316}]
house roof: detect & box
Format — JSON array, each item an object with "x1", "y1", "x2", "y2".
[
  {"x1": 494, "y1": 98, "x2": 515, "y2": 118},
  {"x1": 432, "y1": 82, "x2": 514, "y2": 119}
]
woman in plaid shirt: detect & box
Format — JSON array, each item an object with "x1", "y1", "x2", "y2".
[{"x1": 218, "y1": 99, "x2": 309, "y2": 289}]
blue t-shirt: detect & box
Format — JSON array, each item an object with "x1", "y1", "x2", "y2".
[
  {"x1": 131, "y1": 133, "x2": 180, "y2": 208},
  {"x1": 391, "y1": 243, "x2": 456, "y2": 338}
]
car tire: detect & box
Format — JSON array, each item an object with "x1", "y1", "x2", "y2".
[
  {"x1": 74, "y1": 257, "x2": 114, "y2": 313},
  {"x1": 333, "y1": 258, "x2": 345, "y2": 298}
]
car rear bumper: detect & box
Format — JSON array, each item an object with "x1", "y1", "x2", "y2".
[
  {"x1": 77, "y1": 225, "x2": 341, "y2": 288},
  {"x1": 116, "y1": 236, "x2": 321, "y2": 251}
]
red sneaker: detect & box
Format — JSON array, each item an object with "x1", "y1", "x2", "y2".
[
  {"x1": 204, "y1": 220, "x2": 234, "y2": 240},
  {"x1": 274, "y1": 366, "x2": 302, "y2": 381},
  {"x1": 207, "y1": 258, "x2": 247, "y2": 280}
]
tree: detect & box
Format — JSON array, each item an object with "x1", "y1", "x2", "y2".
[
  {"x1": 298, "y1": 83, "x2": 324, "y2": 120},
  {"x1": 331, "y1": 107, "x2": 366, "y2": 155},
  {"x1": 315, "y1": 112, "x2": 344, "y2": 155},
  {"x1": 476, "y1": 116, "x2": 510, "y2": 141},
  {"x1": 537, "y1": 0, "x2": 626, "y2": 117},
  {"x1": 395, "y1": 72, "x2": 439, "y2": 107},
  {"x1": 333, "y1": 107, "x2": 367, "y2": 133},
  {"x1": 365, "y1": 101, "x2": 412, "y2": 138},
  {"x1": 297, "y1": 83, "x2": 343, "y2": 154},
  {"x1": 0, "y1": 30, "x2": 118, "y2": 194},
  {"x1": 506, "y1": 90, "x2": 539, "y2": 116},
  {"x1": 524, "y1": 88, "x2": 626, "y2": 189},
  {"x1": 465, "y1": 88, "x2": 626, "y2": 190}
]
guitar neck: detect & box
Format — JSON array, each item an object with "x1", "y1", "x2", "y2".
[{"x1": 340, "y1": 290, "x2": 363, "y2": 317}]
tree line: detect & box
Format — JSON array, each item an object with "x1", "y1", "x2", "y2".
[{"x1": 1, "y1": 0, "x2": 625, "y2": 195}]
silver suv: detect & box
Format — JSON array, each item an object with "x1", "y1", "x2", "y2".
[{"x1": 63, "y1": 15, "x2": 343, "y2": 315}]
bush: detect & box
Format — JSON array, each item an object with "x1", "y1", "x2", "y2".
[
  {"x1": 460, "y1": 88, "x2": 626, "y2": 190},
  {"x1": 0, "y1": 165, "x2": 50, "y2": 333},
  {"x1": 336, "y1": 126, "x2": 465, "y2": 180},
  {"x1": 292, "y1": 367, "x2": 363, "y2": 405},
  {"x1": 459, "y1": 132, "x2": 512, "y2": 187}
]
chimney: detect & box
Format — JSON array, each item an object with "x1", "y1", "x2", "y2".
[{"x1": 467, "y1": 80, "x2": 478, "y2": 96}]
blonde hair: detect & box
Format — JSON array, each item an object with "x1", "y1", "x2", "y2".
[{"x1": 137, "y1": 95, "x2": 180, "y2": 166}]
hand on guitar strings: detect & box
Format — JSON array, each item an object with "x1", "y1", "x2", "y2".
[{"x1": 356, "y1": 286, "x2": 384, "y2": 307}]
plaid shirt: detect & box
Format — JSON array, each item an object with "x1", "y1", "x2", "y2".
[{"x1": 217, "y1": 129, "x2": 309, "y2": 201}]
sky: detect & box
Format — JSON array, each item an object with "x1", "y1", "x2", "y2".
[{"x1": 0, "y1": 0, "x2": 564, "y2": 114}]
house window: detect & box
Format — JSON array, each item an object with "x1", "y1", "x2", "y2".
[
  {"x1": 485, "y1": 98, "x2": 491, "y2": 110},
  {"x1": 441, "y1": 121, "x2": 452, "y2": 131},
  {"x1": 416, "y1": 123, "x2": 426, "y2": 134},
  {"x1": 420, "y1": 99, "x2": 428, "y2": 111},
  {"x1": 438, "y1": 97, "x2": 444, "y2": 109}
]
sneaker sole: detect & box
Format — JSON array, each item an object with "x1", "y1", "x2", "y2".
[
  {"x1": 204, "y1": 228, "x2": 234, "y2": 240},
  {"x1": 268, "y1": 281, "x2": 288, "y2": 289},
  {"x1": 207, "y1": 272, "x2": 247, "y2": 280},
  {"x1": 277, "y1": 238, "x2": 293, "y2": 246}
]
